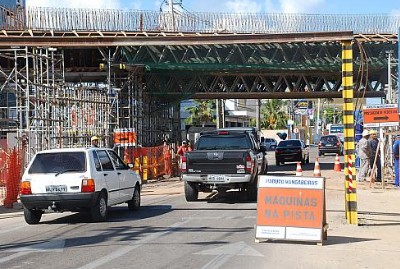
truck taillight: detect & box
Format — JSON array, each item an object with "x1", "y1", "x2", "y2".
[
  {"x1": 20, "y1": 181, "x2": 32, "y2": 195},
  {"x1": 81, "y1": 178, "x2": 95, "y2": 193},
  {"x1": 245, "y1": 155, "x2": 253, "y2": 173},
  {"x1": 181, "y1": 156, "x2": 187, "y2": 172}
]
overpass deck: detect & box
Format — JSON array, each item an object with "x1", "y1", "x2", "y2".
[{"x1": 0, "y1": 5, "x2": 398, "y2": 155}]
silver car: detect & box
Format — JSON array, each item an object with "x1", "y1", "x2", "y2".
[{"x1": 261, "y1": 138, "x2": 278, "y2": 150}]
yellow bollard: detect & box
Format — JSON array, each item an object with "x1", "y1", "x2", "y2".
[{"x1": 142, "y1": 149, "x2": 148, "y2": 183}]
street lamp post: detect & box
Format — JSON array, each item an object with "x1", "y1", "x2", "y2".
[{"x1": 386, "y1": 50, "x2": 394, "y2": 103}]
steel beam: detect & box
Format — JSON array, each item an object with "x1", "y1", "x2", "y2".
[
  {"x1": 157, "y1": 91, "x2": 385, "y2": 100},
  {"x1": 0, "y1": 31, "x2": 354, "y2": 47}
]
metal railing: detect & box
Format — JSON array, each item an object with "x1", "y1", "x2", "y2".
[
  {"x1": 24, "y1": 7, "x2": 400, "y2": 34},
  {"x1": 1, "y1": 6, "x2": 400, "y2": 34},
  {"x1": 0, "y1": 5, "x2": 24, "y2": 30}
]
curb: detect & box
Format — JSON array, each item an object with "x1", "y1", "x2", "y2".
[{"x1": 0, "y1": 202, "x2": 24, "y2": 219}]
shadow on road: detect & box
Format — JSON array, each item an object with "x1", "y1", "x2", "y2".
[{"x1": 39, "y1": 205, "x2": 173, "y2": 224}]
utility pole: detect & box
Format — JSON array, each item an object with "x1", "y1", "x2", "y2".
[
  {"x1": 387, "y1": 50, "x2": 393, "y2": 102},
  {"x1": 256, "y1": 99, "x2": 260, "y2": 130},
  {"x1": 168, "y1": 0, "x2": 176, "y2": 31},
  {"x1": 398, "y1": 27, "x2": 400, "y2": 116},
  {"x1": 386, "y1": 50, "x2": 395, "y2": 188},
  {"x1": 316, "y1": 99, "x2": 320, "y2": 135}
]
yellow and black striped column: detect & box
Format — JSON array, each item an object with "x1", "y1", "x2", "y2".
[{"x1": 342, "y1": 41, "x2": 358, "y2": 225}]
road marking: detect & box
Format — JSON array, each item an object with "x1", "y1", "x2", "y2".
[
  {"x1": 183, "y1": 216, "x2": 256, "y2": 220},
  {"x1": 0, "y1": 224, "x2": 25, "y2": 235},
  {"x1": 196, "y1": 241, "x2": 263, "y2": 269},
  {"x1": 4, "y1": 239, "x2": 65, "y2": 253},
  {"x1": 77, "y1": 219, "x2": 190, "y2": 269},
  {"x1": 0, "y1": 240, "x2": 65, "y2": 264},
  {"x1": 0, "y1": 252, "x2": 29, "y2": 264}
]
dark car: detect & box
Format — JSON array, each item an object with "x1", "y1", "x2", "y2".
[
  {"x1": 318, "y1": 135, "x2": 343, "y2": 156},
  {"x1": 275, "y1": 139, "x2": 309, "y2": 165}
]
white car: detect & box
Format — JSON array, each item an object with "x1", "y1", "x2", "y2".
[{"x1": 20, "y1": 147, "x2": 141, "y2": 224}]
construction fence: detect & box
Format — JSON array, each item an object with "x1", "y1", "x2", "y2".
[
  {"x1": 0, "y1": 145, "x2": 177, "y2": 208},
  {"x1": 0, "y1": 147, "x2": 23, "y2": 208},
  {"x1": 122, "y1": 145, "x2": 179, "y2": 182}
]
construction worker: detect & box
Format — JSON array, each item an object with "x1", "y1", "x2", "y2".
[
  {"x1": 393, "y1": 135, "x2": 400, "y2": 187},
  {"x1": 163, "y1": 140, "x2": 172, "y2": 178},
  {"x1": 176, "y1": 141, "x2": 192, "y2": 176},
  {"x1": 369, "y1": 129, "x2": 381, "y2": 182},
  {"x1": 356, "y1": 129, "x2": 371, "y2": 182},
  {"x1": 91, "y1": 136, "x2": 99, "y2": 147},
  {"x1": 177, "y1": 140, "x2": 192, "y2": 157}
]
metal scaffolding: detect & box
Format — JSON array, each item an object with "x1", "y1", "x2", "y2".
[
  {"x1": 115, "y1": 71, "x2": 180, "y2": 146},
  {"x1": 0, "y1": 45, "x2": 180, "y2": 165},
  {"x1": 0, "y1": 47, "x2": 112, "y2": 162}
]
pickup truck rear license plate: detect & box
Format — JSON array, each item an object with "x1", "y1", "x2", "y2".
[
  {"x1": 46, "y1": 185, "x2": 67, "y2": 193},
  {"x1": 207, "y1": 175, "x2": 226, "y2": 182}
]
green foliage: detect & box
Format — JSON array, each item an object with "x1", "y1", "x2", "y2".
[
  {"x1": 323, "y1": 107, "x2": 343, "y2": 124},
  {"x1": 258, "y1": 100, "x2": 289, "y2": 129},
  {"x1": 185, "y1": 100, "x2": 216, "y2": 127}
]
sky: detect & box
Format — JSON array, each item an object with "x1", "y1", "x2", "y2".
[{"x1": 25, "y1": 0, "x2": 400, "y2": 15}]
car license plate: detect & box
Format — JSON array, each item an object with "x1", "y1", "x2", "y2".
[
  {"x1": 207, "y1": 175, "x2": 226, "y2": 182},
  {"x1": 326, "y1": 144, "x2": 332, "y2": 146},
  {"x1": 46, "y1": 185, "x2": 67, "y2": 193}
]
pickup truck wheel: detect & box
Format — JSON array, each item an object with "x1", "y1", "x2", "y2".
[
  {"x1": 91, "y1": 192, "x2": 108, "y2": 222},
  {"x1": 246, "y1": 180, "x2": 258, "y2": 201},
  {"x1": 263, "y1": 164, "x2": 268, "y2": 175},
  {"x1": 24, "y1": 208, "x2": 43, "y2": 225},
  {"x1": 184, "y1": 182, "x2": 198, "y2": 201},
  {"x1": 128, "y1": 186, "x2": 141, "y2": 211}
]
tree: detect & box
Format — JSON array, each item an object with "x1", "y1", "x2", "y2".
[
  {"x1": 251, "y1": 100, "x2": 289, "y2": 129},
  {"x1": 184, "y1": 100, "x2": 216, "y2": 127}
]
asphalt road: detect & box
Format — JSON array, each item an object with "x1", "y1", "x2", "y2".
[{"x1": 1, "y1": 148, "x2": 400, "y2": 269}]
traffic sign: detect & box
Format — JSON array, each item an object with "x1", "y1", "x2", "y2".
[
  {"x1": 362, "y1": 105, "x2": 399, "y2": 125},
  {"x1": 255, "y1": 176, "x2": 327, "y2": 243}
]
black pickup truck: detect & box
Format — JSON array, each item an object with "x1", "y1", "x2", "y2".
[{"x1": 181, "y1": 129, "x2": 268, "y2": 201}]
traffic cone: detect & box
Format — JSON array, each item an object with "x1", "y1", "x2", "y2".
[
  {"x1": 314, "y1": 158, "x2": 321, "y2": 177},
  {"x1": 295, "y1": 162, "x2": 303, "y2": 176},
  {"x1": 334, "y1": 154, "x2": 341, "y2": 172}
]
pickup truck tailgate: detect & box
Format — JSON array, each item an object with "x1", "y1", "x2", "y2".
[{"x1": 186, "y1": 150, "x2": 248, "y2": 174}]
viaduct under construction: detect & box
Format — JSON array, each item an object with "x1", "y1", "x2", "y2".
[{"x1": 0, "y1": 5, "x2": 398, "y2": 165}]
